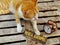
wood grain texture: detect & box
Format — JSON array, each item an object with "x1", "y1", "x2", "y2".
[
  {"x1": 0, "y1": 28, "x2": 17, "y2": 35},
  {"x1": 0, "y1": 15, "x2": 14, "y2": 20},
  {"x1": 45, "y1": 38, "x2": 60, "y2": 45},
  {"x1": 38, "y1": 16, "x2": 60, "y2": 23},
  {"x1": 38, "y1": 11, "x2": 59, "y2": 17},
  {"x1": 4, "y1": 42, "x2": 27, "y2": 45},
  {"x1": 0, "y1": 35, "x2": 26, "y2": 43},
  {"x1": 38, "y1": 0, "x2": 53, "y2": 2},
  {"x1": 0, "y1": 21, "x2": 16, "y2": 28},
  {"x1": 38, "y1": 1, "x2": 60, "y2": 12}
]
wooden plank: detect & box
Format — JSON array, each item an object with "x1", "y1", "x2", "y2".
[
  {"x1": 54, "y1": 0, "x2": 60, "y2": 1},
  {"x1": 58, "y1": 37, "x2": 60, "y2": 43},
  {"x1": 0, "y1": 21, "x2": 16, "y2": 28},
  {"x1": 45, "y1": 38, "x2": 60, "y2": 45},
  {"x1": 26, "y1": 38, "x2": 60, "y2": 45},
  {"x1": 38, "y1": 11, "x2": 59, "y2": 17},
  {"x1": 57, "y1": 23, "x2": 60, "y2": 28},
  {"x1": 38, "y1": 1, "x2": 60, "y2": 7},
  {"x1": 26, "y1": 39, "x2": 43, "y2": 45},
  {"x1": 50, "y1": 1, "x2": 60, "y2": 5},
  {"x1": 37, "y1": 25, "x2": 43, "y2": 30},
  {"x1": 0, "y1": 19, "x2": 25, "y2": 28},
  {"x1": 38, "y1": 16, "x2": 60, "y2": 23},
  {"x1": 38, "y1": 3, "x2": 56, "y2": 11},
  {"x1": 38, "y1": 0, "x2": 53, "y2": 2},
  {"x1": 0, "y1": 15, "x2": 14, "y2": 20},
  {"x1": 0, "y1": 35, "x2": 26, "y2": 43},
  {"x1": 38, "y1": 1, "x2": 60, "y2": 11},
  {"x1": 4, "y1": 42, "x2": 27, "y2": 45},
  {"x1": 0, "y1": 28, "x2": 17, "y2": 35}
]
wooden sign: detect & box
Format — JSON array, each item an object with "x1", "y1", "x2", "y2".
[{"x1": 24, "y1": 30, "x2": 47, "y2": 43}]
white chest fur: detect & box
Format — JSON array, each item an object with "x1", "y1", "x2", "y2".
[{"x1": 18, "y1": 4, "x2": 24, "y2": 18}]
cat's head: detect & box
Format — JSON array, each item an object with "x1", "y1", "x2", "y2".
[{"x1": 23, "y1": 0, "x2": 38, "y2": 19}]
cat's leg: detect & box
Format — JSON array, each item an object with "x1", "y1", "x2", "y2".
[
  {"x1": 15, "y1": 12, "x2": 22, "y2": 32},
  {"x1": 31, "y1": 19, "x2": 40, "y2": 35}
]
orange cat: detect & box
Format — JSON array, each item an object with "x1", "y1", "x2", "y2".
[{"x1": 0, "y1": 0, "x2": 40, "y2": 35}]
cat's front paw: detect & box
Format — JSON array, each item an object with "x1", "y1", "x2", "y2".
[
  {"x1": 34, "y1": 29, "x2": 41, "y2": 35},
  {"x1": 17, "y1": 23, "x2": 22, "y2": 32}
]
